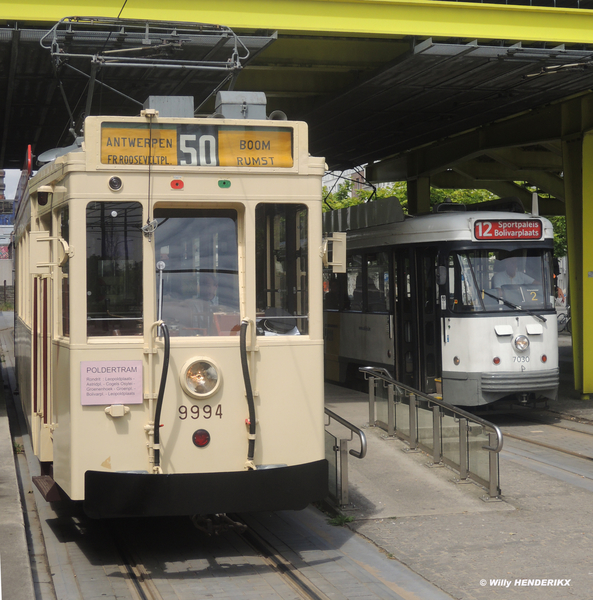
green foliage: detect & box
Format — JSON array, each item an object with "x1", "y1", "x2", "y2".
[
  {"x1": 323, "y1": 179, "x2": 496, "y2": 213},
  {"x1": 328, "y1": 514, "x2": 355, "y2": 526},
  {"x1": 548, "y1": 216, "x2": 567, "y2": 258}
]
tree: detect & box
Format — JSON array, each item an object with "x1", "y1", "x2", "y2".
[{"x1": 323, "y1": 178, "x2": 496, "y2": 213}]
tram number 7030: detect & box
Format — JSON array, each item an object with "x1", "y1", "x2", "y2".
[{"x1": 178, "y1": 404, "x2": 222, "y2": 420}]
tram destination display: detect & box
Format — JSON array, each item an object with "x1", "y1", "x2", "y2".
[
  {"x1": 473, "y1": 219, "x2": 543, "y2": 240},
  {"x1": 101, "y1": 122, "x2": 294, "y2": 167}
]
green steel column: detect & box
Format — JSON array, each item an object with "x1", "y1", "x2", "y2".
[
  {"x1": 581, "y1": 133, "x2": 593, "y2": 396},
  {"x1": 562, "y1": 136, "x2": 584, "y2": 394},
  {"x1": 407, "y1": 178, "x2": 431, "y2": 215}
]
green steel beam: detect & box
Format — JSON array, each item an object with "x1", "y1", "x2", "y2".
[
  {"x1": 431, "y1": 171, "x2": 564, "y2": 214},
  {"x1": 3, "y1": 1, "x2": 593, "y2": 44},
  {"x1": 485, "y1": 148, "x2": 563, "y2": 171},
  {"x1": 453, "y1": 162, "x2": 565, "y2": 200}
]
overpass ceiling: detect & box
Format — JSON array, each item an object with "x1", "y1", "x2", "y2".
[{"x1": 2, "y1": 16, "x2": 593, "y2": 182}]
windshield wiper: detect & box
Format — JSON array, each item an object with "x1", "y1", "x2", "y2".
[{"x1": 482, "y1": 289, "x2": 547, "y2": 323}]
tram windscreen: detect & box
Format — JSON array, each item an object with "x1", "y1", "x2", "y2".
[
  {"x1": 448, "y1": 248, "x2": 554, "y2": 313},
  {"x1": 154, "y1": 208, "x2": 239, "y2": 336}
]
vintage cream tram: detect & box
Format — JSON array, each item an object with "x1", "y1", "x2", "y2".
[
  {"x1": 13, "y1": 93, "x2": 328, "y2": 517},
  {"x1": 323, "y1": 198, "x2": 559, "y2": 407}
]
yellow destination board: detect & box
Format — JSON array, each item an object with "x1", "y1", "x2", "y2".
[
  {"x1": 218, "y1": 128, "x2": 293, "y2": 168},
  {"x1": 101, "y1": 126, "x2": 178, "y2": 165},
  {"x1": 100, "y1": 123, "x2": 294, "y2": 167}
]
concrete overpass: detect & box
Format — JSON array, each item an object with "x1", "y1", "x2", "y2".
[{"x1": 1, "y1": 0, "x2": 593, "y2": 395}]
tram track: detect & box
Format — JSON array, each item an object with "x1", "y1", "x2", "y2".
[
  {"x1": 494, "y1": 410, "x2": 593, "y2": 480},
  {"x1": 101, "y1": 513, "x2": 336, "y2": 600},
  {"x1": 113, "y1": 536, "x2": 164, "y2": 600},
  {"x1": 236, "y1": 515, "x2": 333, "y2": 600}
]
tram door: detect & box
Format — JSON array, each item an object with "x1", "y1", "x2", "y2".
[
  {"x1": 32, "y1": 275, "x2": 52, "y2": 461},
  {"x1": 393, "y1": 247, "x2": 441, "y2": 394},
  {"x1": 393, "y1": 249, "x2": 417, "y2": 388},
  {"x1": 416, "y1": 249, "x2": 441, "y2": 394}
]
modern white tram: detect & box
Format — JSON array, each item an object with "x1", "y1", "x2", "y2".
[
  {"x1": 13, "y1": 93, "x2": 328, "y2": 517},
  {"x1": 323, "y1": 198, "x2": 559, "y2": 407}
]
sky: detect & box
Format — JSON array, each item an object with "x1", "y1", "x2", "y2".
[{"x1": 3, "y1": 170, "x2": 19, "y2": 200}]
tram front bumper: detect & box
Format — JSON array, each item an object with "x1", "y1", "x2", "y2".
[{"x1": 84, "y1": 459, "x2": 328, "y2": 518}]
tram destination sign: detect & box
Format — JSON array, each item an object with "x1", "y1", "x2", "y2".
[
  {"x1": 473, "y1": 219, "x2": 543, "y2": 240},
  {"x1": 100, "y1": 122, "x2": 294, "y2": 167}
]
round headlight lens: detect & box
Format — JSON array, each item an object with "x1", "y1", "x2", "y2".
[
  {"x1": 514, "y1": 335, "x2": 530, "y2": 352},
  {"x1": 181, "y1": 359, "x2": 220, "y2": 398},
  {"x1": 108, "y1": 176, "x2": 123, "y2": 191}
]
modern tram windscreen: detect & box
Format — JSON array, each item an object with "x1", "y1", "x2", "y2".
[{"x1": 447, "y1": 248, "x2": 554, "y2": 313}]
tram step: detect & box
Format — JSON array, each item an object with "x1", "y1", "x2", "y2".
[{"x1": 32, "y1": 475, "x2": 65, "y2": 503}]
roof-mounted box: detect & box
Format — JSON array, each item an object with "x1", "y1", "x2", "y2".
[
  {"x1": 143, "y1": 96, "x2": 194, "y2": 118},
  {"x1": 215, "y1": 91, "x2": 267, "y2": 120}
]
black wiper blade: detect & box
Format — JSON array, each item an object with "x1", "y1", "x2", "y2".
[{"x1": 482, "y1": 289, "x2": 547, "y2": 323}]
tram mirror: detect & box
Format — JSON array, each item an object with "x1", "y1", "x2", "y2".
[
  {"x1": 323, "y1": 232, "x2": 347, "y2": 274},
  {"x1": 30, "y1": 230, "x2": 51, "y2": 274},
  {"x1": 57, "y1": 237, "x2": 72, "y2": 267},
  {"x1": 436, "y1": 266, "x2": 447, "y2": 286}
]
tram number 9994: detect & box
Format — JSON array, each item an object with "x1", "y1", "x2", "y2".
[{"x1": 178, "y1": 405, "x2": 223, "y2": 420}]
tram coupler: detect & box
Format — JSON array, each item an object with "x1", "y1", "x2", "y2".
[{"x1": 191, "y1": 514, "x2": 247, "y2": 536}]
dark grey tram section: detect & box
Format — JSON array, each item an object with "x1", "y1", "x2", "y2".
[{"x1": 0, "y1": 308, "x2": 588, "y2": 599}]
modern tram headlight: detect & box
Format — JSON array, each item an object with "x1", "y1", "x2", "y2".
[
  {"x1": 180, "y1": 358, "x2": 221, "y2": 399},
  {"x1": 514, "y1": 335, "x2": 530, "y2": 352}
]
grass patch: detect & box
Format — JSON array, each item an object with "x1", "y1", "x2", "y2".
[{"x1": 328, "y1": 514, "x2": 355, "y2": 526}]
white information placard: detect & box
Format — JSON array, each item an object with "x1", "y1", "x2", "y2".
[{"x1": 81, "y1": 360, "x2": 143, "y2": 406}]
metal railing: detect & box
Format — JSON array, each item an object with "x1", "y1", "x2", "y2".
[
  {"x1": 325, "y1": 407, "x2": 367, "y2": 507},
  {"x1": 360, "y1": 367, "x2": 503, "y2": 500}
]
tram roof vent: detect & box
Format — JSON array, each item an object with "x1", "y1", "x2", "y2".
[
  {"x1": 215, "y1": 91, "x2": 267, "y2": 120},
  {"x1": 143, "y1": 96, "x2": 194, "y2": 118}
]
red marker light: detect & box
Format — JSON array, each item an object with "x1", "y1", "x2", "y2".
[
  {"x1": 541, "y1": 355, "x2": 548, "y2": 363},
  {"x1": 493, "y1": 357, "x2": 501, "y2": 365},
  {"x1": 192, "y1": 429, "x2": 210, "y2": 448},
  {"x1": 171, "y1": 179, "x2": 184, "y2": 190}
]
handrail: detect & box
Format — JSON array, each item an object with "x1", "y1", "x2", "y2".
[
  {"x1": 359, "y1": 366, "x2": 503, "y2": 454},
  {"x1": 325, "y1": 407, "x2": 367, "y2": 459}
]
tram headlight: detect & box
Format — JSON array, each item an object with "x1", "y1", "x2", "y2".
[
  {"x1": 514, "y1": 335, "x2": 530, "y2": 352},
  {"x1": 180, "y1": 359, "x2": 221, "y2": 399},
  {"x1": 108, "y1": 176, "x2": 123, "y2": 191}
]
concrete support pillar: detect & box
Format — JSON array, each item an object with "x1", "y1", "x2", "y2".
[{"x1": 407, "y1": 177, "x2": 431, "y2": 215}]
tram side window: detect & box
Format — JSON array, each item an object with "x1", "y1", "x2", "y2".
[
  {"x1": 367, "y1": 253, "x2": 390, "y2": 313},
  {"x1": 347, "y1": 254, "x2": 363, "y2": 311},
  {"x1": 86, "y1": 202, "x2": 143, "y2": 336},
  {"x1": 323, "y1": 271, "x2": 348, "y2": 310},
  {"x1": 255, "y1": 203, "x2": 308, "y2": 335},
  {"x1": 154, "y1": 208, "x2": 239, "y2": 336}
]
